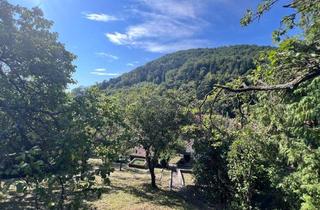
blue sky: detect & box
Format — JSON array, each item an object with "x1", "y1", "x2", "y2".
[{"x1": 9, "y1": 0, "x2": 292, "y2": 88}]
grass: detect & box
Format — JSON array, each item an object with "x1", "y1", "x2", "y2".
[
  {"x1": 128, "y1": 158, "x2": 147, "y2": 169},
  {"x1": 89, "y1": 164, "x2": 212, "y2": 210},
  {"x1": 130, "y1": 158, "x2": 146, "y2": 166},
  {"x1": 0, "y1": 163, "x2": 212, "y2": 209},
  {"x1": 169, "y1": 155, "x2": 183, "y2": 165}
]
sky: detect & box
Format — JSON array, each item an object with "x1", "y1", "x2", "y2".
[{"x1": 9, "y1": 0, "x2": 292, "y2": 88}]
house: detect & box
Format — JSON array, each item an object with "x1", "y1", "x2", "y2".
[
  {"x1": 129, "y1": 140, "x2": 194, "y2": 165},
  {"x1": 129, "y1": 146, "x2": 146, "y2": 160}
]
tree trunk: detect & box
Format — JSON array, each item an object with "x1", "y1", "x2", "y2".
[
  {"x1": 149, "y1": 163, "x2": 157, "y2": 188},
  {"x1": 35, "y1": 182, "x2": 40, "y2": 210},
  {"x1": 146, "y1": 150, "x2": 157, "y2": 188},
  {"x1": 58, "y1": 176, "x2": 65, "y2": 210}
]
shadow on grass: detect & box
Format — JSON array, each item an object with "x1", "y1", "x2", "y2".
[
  {"x1": 106, "y1": 182, "x2": 212, "y2": 210},
  {"x1": 0, "y1": 194, "x2": 35, "y2": 210},
  {"x1": 0, "y1": 186, "x2": 110, "y2": 209},
  {"x1": 1, "y1": 166, "x2": 214, "y2": 210},
  {"x1": 125, "y1": 167, "x2": 149, "y2": 174},
  {"x1": 0, "y1": 184, "x2": 214, "y2": 210}
]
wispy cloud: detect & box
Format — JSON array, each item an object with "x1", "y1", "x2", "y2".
[
  {"x1": 91, "y1": 72, "x2": 120, "y2": 76},
  {"x1": 140, "y1": 0, "x2": 199, "y2": 19},
  {"x1": 127, "y1": 63, "x2": 135, "y2": 67},
  {"x1": 106, "y1": 17, "x2": 200, "y2": 45},
  {"x1": 84, "y1": 13, "x2": 119, "y2": 22},
  {"x1": 139, "y1": 39, "x2": 211, "y2": 53},
  {"x1": 106, "y1": 32, "x2": 129, "y2": 45},
  {"x1": 105, "y1": 0, "x2": 211, "y2": 53},
  {"x1": 96, "y1": 52, "x2": 119, "y2": 60},
  {"x1": 127, "y1": 61, "x2": 140, "y2": 67},
  {"x1": 94, "y1": 68, "x2": 107, "y2": 72},
  {"x1": 90, "y1": 68, "x2": 120, "y2": 76}
]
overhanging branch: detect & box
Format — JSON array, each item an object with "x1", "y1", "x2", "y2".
[{"x1": 212, "y1": 69, "x2": 320, "y2": 93}]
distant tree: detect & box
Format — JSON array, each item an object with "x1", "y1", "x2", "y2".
[
  {"x1": 126, "y1": 90, "x2": 183, "y2": 188},
  {"x1": 70, "y1": 87, "x2": 126, "y2": 183}
]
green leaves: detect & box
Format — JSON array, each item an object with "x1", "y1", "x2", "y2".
[
  {"x1": 191, "y1": 1, "x2": 320, "y2": 208},
  {"x1": 0, "y1": 1, "x2": 122, "y2": 208},
  {"x1": 101, "y1": 46, "x2": 268, "y2": 97},
  {"x1": 242, "y1": 0, "x2": 320, "y2": 43},
  {"x1": 125, "y1": 87, "x2": 185, "y2": 187},
  {"x1": 240, "y1": 9, "x2": 253, "y2": 26},
  {"x1": 15, "y1": 181, "x2": 27, "y2": 193}
]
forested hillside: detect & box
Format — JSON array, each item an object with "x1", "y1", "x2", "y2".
[{"x1": 100, "y1": 45, "x2": 270, "y2": 98}]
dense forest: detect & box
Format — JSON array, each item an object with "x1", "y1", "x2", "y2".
[
  {"x1": 100, "y1": 45, "x2": 271, "y2": 99},
  {"x1": 1, "y1": 0, "x2": 320, "y2": 209}
]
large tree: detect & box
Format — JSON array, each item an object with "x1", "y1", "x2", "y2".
[
  {"x1": 0, "y1": 0, "x2": 75, "y2": 179},
  {"x1": 0, "y1": 1, "x2": 122, "y2": 208},
  {"x1": 194, "y1": 0, "x2": 320, "y2": 209}
]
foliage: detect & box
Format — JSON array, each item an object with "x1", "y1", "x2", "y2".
[
  {"x1": 2, "y1": 0, "x2": 320, "y2": 209},
  {"x1": 191, "y1": 0, "x2": 320, "y2": 209},
  {"x1": 0, "y1": 1, "x2": 125, "y2": 208},
  {"x1": 101, "y1": 45, "x2": 270, "y2": 99},
  {"x1": 126, "y1": 88, "x2": 184, "y2": 188},
  {"x1": 0, "y1": 1, "x2": 77, "y2": 207}
]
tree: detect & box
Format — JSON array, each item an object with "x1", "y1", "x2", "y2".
[
  {"x1": 0, "y1": 1, "x2": 122, "y2": 208},
  {"x1": 126, "y1": 90, "x2": 183, "y2": 188},
  {"x1": 0, "y1": 0, "x2": 79, "y2": 207},
  {"x1": 100, "y1": 46, "x2": 269, "y2": 93},
  {"x1": 70, "y1": 87, "x2": 126, "y2": 183},
  {"x1": 232, "y1": 1, "x2": 320, "y2": 208},
  {"x1": 0, "y1": 0, "x2": 75, "y2": 179},
  {"x1": 195, "y1": 0, "x2": 320, "y2": 208}
]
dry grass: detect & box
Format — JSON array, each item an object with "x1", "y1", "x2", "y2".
[
  {"x1": 169, "y1": 155, "x2": 183, "y2": 165},
  {"x1": 0, "y1": 163, "x2": 212, "y2": 210},
  {"x1": 90, "y1": 165, "x2": 212, "y2": 210}
]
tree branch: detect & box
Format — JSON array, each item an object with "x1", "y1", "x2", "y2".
[{"x1": 212, "y1": 69, "x2": 320, "y2": 93}]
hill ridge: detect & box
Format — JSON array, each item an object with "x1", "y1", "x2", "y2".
[{"x1": 100, "y1": 45, "x2": 271, "y2": 98}]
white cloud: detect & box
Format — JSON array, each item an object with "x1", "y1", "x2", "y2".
[
  {"x1": 106, "y1": 18, "x2": 199, "y2": 45},
  {"x1": 140, "y1": 0, "x2": 199, "y2": 19},
  {"x1": 127, "y1": 63, "x2": 135, "y2": 67},
  {"x1": 105, "y1": 0, "x2": 211, "y2": 53},
  {"x1": 96, "y1": 52, "x2": 119, "y2": 60},
  {"x1": 94, "y1": 68, "x2": 106, "y2": 72},
  {"x1": 126, "y1": 61, "x2": 140, "y2": 67},
  {"x1": 106, "y1": 32, "x2": 130, "y2": 45},
  {"x1": 90, "y1": 68, "x2": 120, "y2": 76},
  {"x1": 138, "y1": 40, "x2": 211, "y2": 53},
  {"x1": 84, "y1": 13, "x2": 119, "y2": 22},
  {"x1": 91, "y1": 72, "x2": 120, "y2": 76}
]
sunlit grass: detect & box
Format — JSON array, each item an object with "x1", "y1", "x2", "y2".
[{"x1": 90, "y1": 165, "x2": 209, "y2": 210}]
